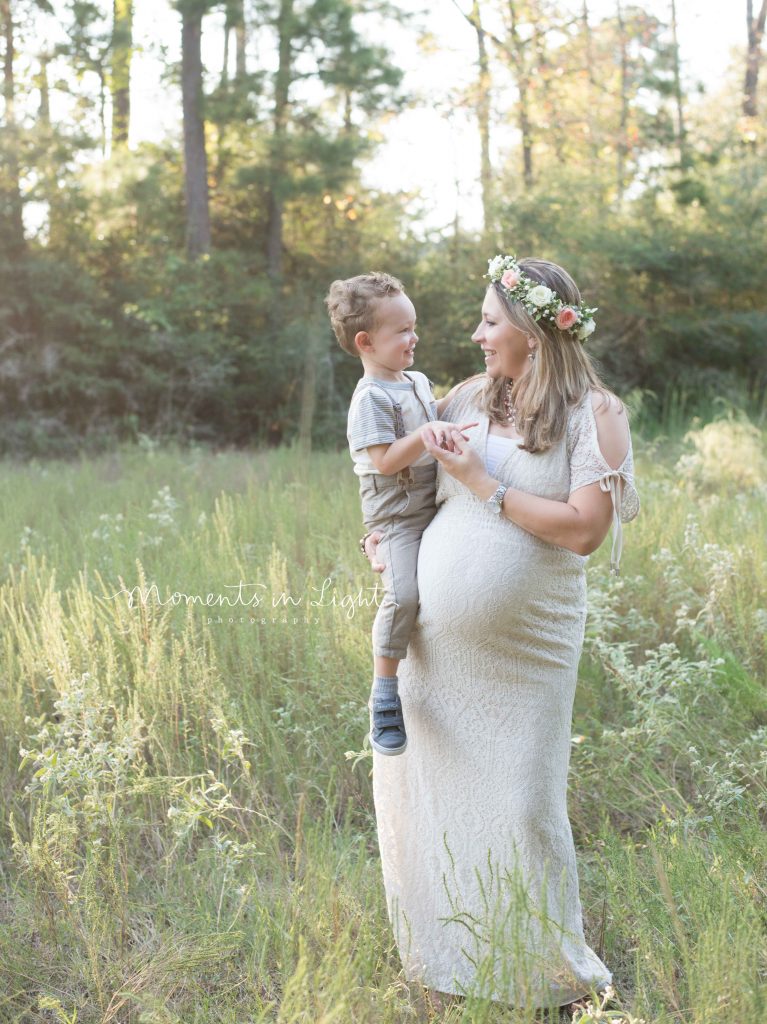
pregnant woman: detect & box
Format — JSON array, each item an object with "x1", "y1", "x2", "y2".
[{"x1": 362, "y1": 255, "x2": 639, "y2": 1016}]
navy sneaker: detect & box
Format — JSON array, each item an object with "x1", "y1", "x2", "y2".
[{"x1": 368, "y1": 695, "x2": 407, "y2": 755}]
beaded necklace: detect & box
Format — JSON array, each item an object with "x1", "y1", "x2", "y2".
[{"x1": 503, "y1": 381, "x2": 517, "y2": 429}]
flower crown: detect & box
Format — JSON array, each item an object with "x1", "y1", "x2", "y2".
[{"x1": 486, "y1": 254, "x2": 597, "y2": 342}]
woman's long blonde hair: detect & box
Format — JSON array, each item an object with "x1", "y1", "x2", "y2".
[{"x1": 465, "y1": 257, "x2": 620, "y2": 453}]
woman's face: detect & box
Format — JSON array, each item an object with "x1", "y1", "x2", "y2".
[{"x1": 471, "y1": 287, "x2": 535, "y2": 380}]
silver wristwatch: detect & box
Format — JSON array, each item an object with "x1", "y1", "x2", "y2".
[{"x1": 485, "y1": 483, "x2": 508, "y2": 515}]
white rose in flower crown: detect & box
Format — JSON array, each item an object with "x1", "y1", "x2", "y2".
[
  {"x1": 577, "y1": 318, "x2": 596, "y2": 340},
  {"x1": 527, "y1": 285, "x2": 554, "y2": 306}
]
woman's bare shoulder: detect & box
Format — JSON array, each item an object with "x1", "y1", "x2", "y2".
[
  {"x1": 588, "y1": 389, "x2": 631, "y2": 467},
  {"x1": 589, "y1": 388, "x2": 627, "y2": 419}
]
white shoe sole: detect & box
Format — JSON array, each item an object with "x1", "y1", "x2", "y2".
[{"x1": 369, "y1": 731, "x2": 408, "y2": 756}]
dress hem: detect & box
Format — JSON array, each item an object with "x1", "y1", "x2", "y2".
[
  {"x1": 407, "y1": 966, "x2": 614, "y2": 1007},
  {"x1": 419, "y1": 976, "x2": 613, "y2": 1010}
]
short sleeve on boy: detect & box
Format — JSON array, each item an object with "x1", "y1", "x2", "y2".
[{"x1": 348, "y1": 386, "x2": 399, "y2": 451}]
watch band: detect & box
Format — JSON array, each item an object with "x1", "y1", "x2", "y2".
[{"x1": 486, "y1": 483, "x2": 508, "y2": 514}]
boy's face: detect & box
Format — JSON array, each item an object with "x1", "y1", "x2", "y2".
[{"x1": 355, "y1": 292, "x2": 418, "y2": 374}]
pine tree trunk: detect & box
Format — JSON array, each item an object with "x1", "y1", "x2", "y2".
[
  {"x1": 615, "y1": 0, "x2": 629, "y2": 203},
  {"x1": 221, "y1": 14, "x2": 230, "y2": 84},
  {"x1": 216, "y1": 10, "x2": 231, "y2": 187},
  {"x1": 37, "y1": 53, "x2": 61, "y2": 245},
  {"x1": 534, "y1": 27, "x2": 563, "y2": 162},
  {"x1": 98, "y1": 68, "x2": 107, "y2": 157},
  {"x1": 581, "y1": 1, "x2": 600, "y2": 161},
  {"x1": 669, "y1": 0, "x2": 687, "y2": 167},
  {"x1": 297, "y1": 322, "x2": 320, "y2": 455},
  {"x1": 267, "y1": 0, "x2": 293, "y2": 280},
  {"x1": 743, "y1": 0, "x2": 767, "y2": 118},
  {"x1": 38, "y1": 54, "x2": 50, "y2": 124},
  {"x1": 181, "y1": 3, "x2": 212, "y2": 258},
  {"x1": 471, "y1": 0, "x2": 494, "y2": 236},
  {"x1": 111, "y1": 0, "x2": 133, "y2": 148},
  {"x1": 0, "y1": 0, "x2": 24, "y2": 256},
  {"x1": 234, "y1": 0, "x2": 247, "y2": 78},
  {"x1": 507, "y1": 0, "x2": 533, "y2": 188},
  {"x1": 223, "y1": 0, "x2": 247, "y2": 81}
]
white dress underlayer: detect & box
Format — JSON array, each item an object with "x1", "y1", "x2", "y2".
[{"x1": 372, "y1": 380, "x2": 639, "y2": 1008}]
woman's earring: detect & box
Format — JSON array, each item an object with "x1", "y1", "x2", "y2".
[{"x1": 528, "y1": 349, "x2": 536, "y2": 361}]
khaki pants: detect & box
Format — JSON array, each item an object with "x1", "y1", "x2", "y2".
[{"x1": 359, "y1": 464, "x2": 437, "y2": 660}]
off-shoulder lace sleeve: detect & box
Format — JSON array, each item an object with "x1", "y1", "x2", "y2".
[{"x1": 567, "y1": 393, "x2": 640, "y2": 576}]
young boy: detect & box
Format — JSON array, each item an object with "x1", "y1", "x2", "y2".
[{"x1": 325, "y1": 272, "x2": 476, "y2": 756}]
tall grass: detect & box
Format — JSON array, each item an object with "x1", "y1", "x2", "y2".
[{"x1": 0, "y1": 419, "x2": 765, "y2": 1023}]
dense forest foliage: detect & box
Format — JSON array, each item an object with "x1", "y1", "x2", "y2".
[{"x1": 0, "y1": 0, "x2": 765, "y2": 455}]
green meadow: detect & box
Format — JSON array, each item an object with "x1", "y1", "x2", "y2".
[{"x1": 0, "y1": 410, "x2": 765, "y2": 1024}]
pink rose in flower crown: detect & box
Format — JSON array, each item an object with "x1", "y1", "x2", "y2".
[
  {"x1": 501, "y1": 268, "x2": 521, "y2": 290},
  {"x1": 555, "y1": 306, "x2": 578, "y2": 331}
]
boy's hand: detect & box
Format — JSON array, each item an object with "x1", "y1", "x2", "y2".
[
  {"x1": 422, "y1": 420, "x2": 478, "y2": 453},
  {"x1": 364, "y1": 531, "x2": 385, "y2": 572}
]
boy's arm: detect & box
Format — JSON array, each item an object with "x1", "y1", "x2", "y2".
[
  {"x1": 365, "y1": 429, "x2": 428, "y2": 476},
  {"x1": 366, "y1": 419, "x2": 478, "y2": 475}
]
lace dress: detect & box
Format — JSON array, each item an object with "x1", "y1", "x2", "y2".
[{"x1": 371, "y1": 380, "x2": 639, "y2": 1008}]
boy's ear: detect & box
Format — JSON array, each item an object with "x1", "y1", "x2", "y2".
[{"x1": 354, "y1": 330, "x2": 371, "y2": 354}]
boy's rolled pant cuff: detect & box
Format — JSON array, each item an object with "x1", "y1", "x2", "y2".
[{"x1": 374, "y1": 646, "x2": 408, "y2": 660}]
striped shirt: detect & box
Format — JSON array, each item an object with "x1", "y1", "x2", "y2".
[{"x1": 347, "y1": 371, "x2": 438, "y2": 477}]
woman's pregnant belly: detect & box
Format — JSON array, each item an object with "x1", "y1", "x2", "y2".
[{"x1": 414, "y1": 496, "x2": 587, "y2": 672}]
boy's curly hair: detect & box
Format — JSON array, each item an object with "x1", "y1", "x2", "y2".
[{"x1": 325, "y1": 271, "x2": 405, "y2": 357}]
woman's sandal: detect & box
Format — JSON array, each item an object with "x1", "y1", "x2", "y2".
[
  {"x1": 561, "y1": 985, "x2": 619, "y2": 1019},
  {"x1": 561, "y1": 996, "x2": 591, "y2": 1019},
  {"x1": 426, "y1": 988, "x2": 463, "y2": 1013}
]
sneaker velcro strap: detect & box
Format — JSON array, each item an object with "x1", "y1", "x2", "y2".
[
  {"x1": 374, "y1": 715, "x2": 404, "y2": 730},
  {"x1": 371, "y1": 705, "x2": 404, "y2": 728},
  {"x1": 371, "y1": 699, "x2": 402, "y2": 712}
]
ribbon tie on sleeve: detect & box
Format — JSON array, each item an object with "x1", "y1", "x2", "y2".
[{"x1": 599, "y1": 470, "x2": 624, "y2": 576}]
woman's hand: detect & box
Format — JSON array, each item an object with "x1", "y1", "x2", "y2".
[
  {"x1": 363, "y1": 530, "x2": 386, "y2": 573},
  {"x1": 421, "y1": 420, "x2": 478, "y2": 453},
  {"x1": 423, "y1": 426, "x2": 489, "y2": 489}
]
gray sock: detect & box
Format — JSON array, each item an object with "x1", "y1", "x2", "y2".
[{"x1": 371, "y1": 674, "x2": 398, "y2": 703}]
